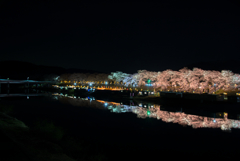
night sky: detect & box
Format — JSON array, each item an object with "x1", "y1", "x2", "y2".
[{"x1": 1, "y1": 1, "x2": 240, "y2": 74}]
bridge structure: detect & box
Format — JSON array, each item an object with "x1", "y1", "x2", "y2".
[
  {"x1": 0, "y1": 79, "x2": 56, "y2": 93},
  {"x1": 0, "y1": 79, "x2": 56, "y2": 84}
]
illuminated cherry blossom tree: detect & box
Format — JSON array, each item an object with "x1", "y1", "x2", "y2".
[
  {"x1": 177, "y1": 68, "x2": 192, "y2": 91},
  {"x1": 155, "y1": 70, "x2": 173, "y2": 90},
  {"x1": 108, "y1": 71, "x2": 130, "y2": 84},
  {"x1": 135, "y1": 70, "x2": 149, "y2": 87},
  {"x1": 61, "y1": 66, "x2": 240, "y2": 92}
]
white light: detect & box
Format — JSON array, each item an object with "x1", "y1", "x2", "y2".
[
  {"x1": 105, "y1": 103, "x2": 108, "y2": 106},
  {"x1": 213, "y1": 119, "x2": 216, "y2": 123},
  {"x1": 151, "y1": 105, "x2": 153, "y2": 107},
  {"x1": 151, "y1": 92, "x2": 154, "y2": 94},
  {"x1": 144, "y1": 105, "x2": 146, "y2": 107},
  {"x1": 144, "y1": 92, "x2": 147, "y2": 94}
]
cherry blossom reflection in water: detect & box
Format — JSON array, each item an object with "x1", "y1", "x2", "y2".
[
  {"x1": 131, "y1": 106, "x2": 235, "y2": 131},
  {"x1": 54, "y1": 93, "x2": 240, "y2": 132}
]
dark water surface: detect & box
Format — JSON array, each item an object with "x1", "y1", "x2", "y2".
[{"x1": 1, "y1": 93, "x2": 240, "y2": 159}]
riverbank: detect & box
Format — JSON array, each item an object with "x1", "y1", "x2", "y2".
[
  {"x1": 0, "y1": 111, "x2": 237, "y2": 161},
  {"x1": 0, "y1": 101, "x2": 112, "y2": 161},
  {"x1": 0, "y1": 112, "x2": 77, "y2": 161},
  {"x1": 1, "y1": 99, "x2": 239, "y2": 160}
]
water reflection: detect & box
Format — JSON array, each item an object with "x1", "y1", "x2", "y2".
[
  {"x1": 52, "y1": 93, "x2": 240, "y2": 132},
  {"x1": 56, "y1": 94, "x2": 106, "y2": 110}
]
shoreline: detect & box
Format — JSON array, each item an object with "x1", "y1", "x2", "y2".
[
  {"x1": 41, "y1": 87, "x2": 240, "y2": 106},
  {"x1": 1, "y1": 96, "x2": 239, "y2": 160}
]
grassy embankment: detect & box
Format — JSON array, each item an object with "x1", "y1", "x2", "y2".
[{"x1": 0, "y1": 104, "x2": 107, "y2": 161}]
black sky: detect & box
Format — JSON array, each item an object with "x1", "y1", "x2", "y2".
[{"x1": 1, "y1": 0, "x2": 240, "y2": 73}]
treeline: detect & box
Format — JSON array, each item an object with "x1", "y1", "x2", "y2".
[
  {"x1": 59, "y1": 73, "x2": 109, "y2": 82},
  {"x1": 59, "y1": 67, "x2": 240, "y2": 93}
]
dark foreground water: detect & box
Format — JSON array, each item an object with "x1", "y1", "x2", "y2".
[{"x1": 1, "y1": 92, "x2": 240, "y2": 159}]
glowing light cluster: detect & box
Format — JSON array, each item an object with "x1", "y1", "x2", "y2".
[
  {"x1": 59, "y1": 67, "x2": 240, "y2": 93},
  {"x1": 55, "y1": 94, "x2": 240, "y2": 131}
]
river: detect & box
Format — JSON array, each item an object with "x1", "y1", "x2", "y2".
[{"x1": 1, "y1": 91, "x2": 240, "y2": 159}]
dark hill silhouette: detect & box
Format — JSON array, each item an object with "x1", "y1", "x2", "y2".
[
  {"x1": 0, "y1": 60, "x2": 108, "y2": 80},
  {"x1": 1, "y1": 60, "x2": 239, "y2": 80},
  {"x1": 180, "y1": 60, "x2": 240, "y2": 74}
]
